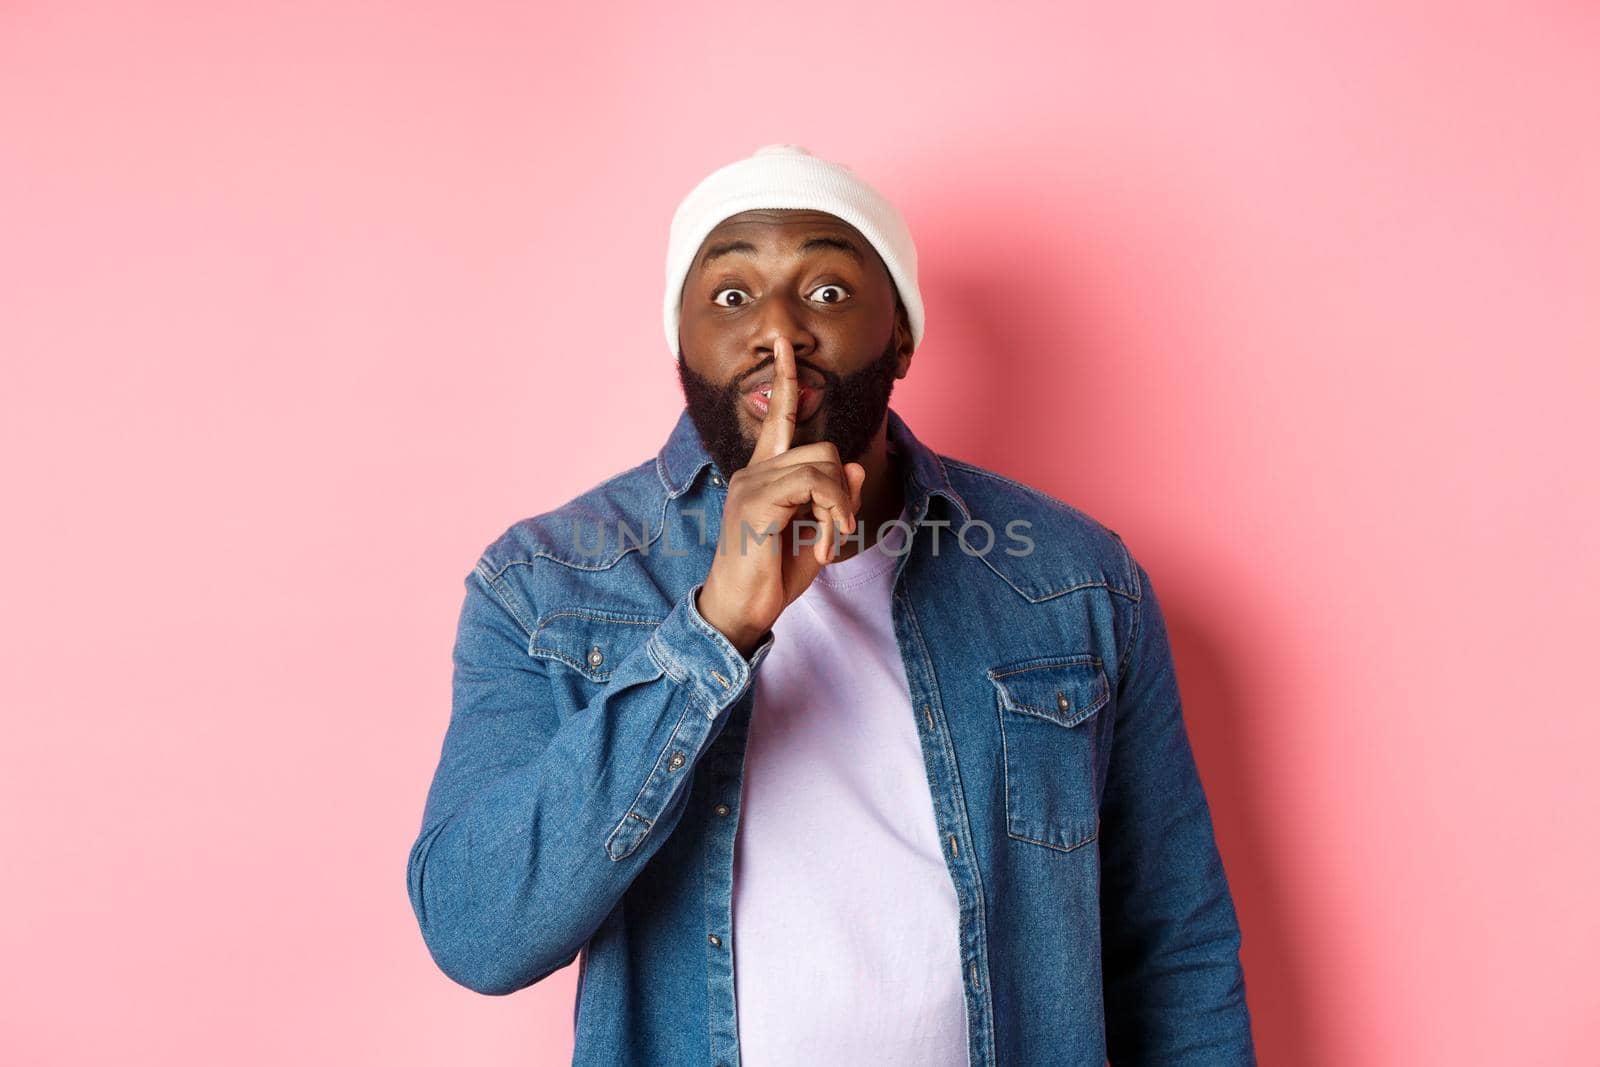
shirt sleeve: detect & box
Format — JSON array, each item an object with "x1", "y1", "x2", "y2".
[
  {"x1": 405, "y1": 563, "x2": 773, "y2": 995},
  {"x1": 1099, "y1": 554, "x2": 1258, "y2": 1064}
]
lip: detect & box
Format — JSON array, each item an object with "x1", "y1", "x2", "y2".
[{"x1": 744, "y1": 383, "x2": 824, "y2": 424}]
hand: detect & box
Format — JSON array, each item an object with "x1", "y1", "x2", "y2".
[{"x1": 695, "y1": 337, "x2": 867, "y2": 656}]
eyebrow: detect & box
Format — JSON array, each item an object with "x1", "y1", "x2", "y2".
[{"x1": 698, "y1": 234, "x2": 865, "y2": 269}]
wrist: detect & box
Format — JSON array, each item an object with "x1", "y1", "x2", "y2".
[{"x1": 695, "y1": 584, "x2": 766, "y2": 659}]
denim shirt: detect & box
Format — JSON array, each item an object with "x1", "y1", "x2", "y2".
[{"x1": 406, "y1": 406, "x2": 1257, "y2": 1066}]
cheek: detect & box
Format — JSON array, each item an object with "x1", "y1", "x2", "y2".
[
  {"x1": 826, "y1": 299, "x2": 892, "y2": 343},
  {"x1": 684, "y1": 339, "x2": 746, "y2": 382}
]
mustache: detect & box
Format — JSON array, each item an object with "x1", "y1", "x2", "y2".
[{"x1": 736, "y1": 356, "x2": 835, "y2": 391}]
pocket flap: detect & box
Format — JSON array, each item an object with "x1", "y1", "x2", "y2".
[
  {"x1": 529, "y1": 608, "x2": 662, "y2": 681},
  {"x1": 988, "y1": 656, "x2": 1109, "y2": 728}
]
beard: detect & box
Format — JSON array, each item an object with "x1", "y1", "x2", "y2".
[{"x1": 676, "y1": 332, "x2": 900, "y2": 480}]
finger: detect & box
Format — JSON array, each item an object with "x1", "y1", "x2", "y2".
[
  {"x1": 752, "y1": 460, "x2": 854, "y2": 531},
  {"x1": 795, "y1": 500, "x2": 831, "y2": 566},
  {"x1": 817, "y1": 492, "x2": 838, "y2": 563},
  {"x1": 806, "y1": 469, "x2": 851, "y2": 549},
  {"x1": 844, "y1": 462, "x2": 865, "y2": 533},
  {"x1": 748, "y1": 467, "x2": 840, "y2": 567},
  {"x1": 808, "y1": 492, "x2": 838, "y2": 561},
  {"x1": 749, "y1": 335, "x2": 799, "y2": 463},
  {"x1": 761, "y1": 452, "x2": 856, "y2": 533},
  {"x1": 763, "y1": 464, "x2": 854, "y2": 521},
  {"x1": 806, "y1": 495, "x2": 844, "y2": 563},
  {"x1": 757, "y1": 439, "x2": 842, "y2": 469}
]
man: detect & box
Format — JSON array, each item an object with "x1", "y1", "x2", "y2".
[{"x1": 406, "y1": 143, "x2": 1257, "y2": 1065}]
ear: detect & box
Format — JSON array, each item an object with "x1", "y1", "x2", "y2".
[{"x1": 893, "y1": 300, "x2": 915, "y2": 378}]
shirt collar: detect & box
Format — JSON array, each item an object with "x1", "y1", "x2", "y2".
[{"x1": 655, "y1": 405, "x2": 971, "y2": 524}]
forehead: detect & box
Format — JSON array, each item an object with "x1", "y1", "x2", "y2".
[{"x1": 692, "y1": 209, "x2": 870, "y2": 266}]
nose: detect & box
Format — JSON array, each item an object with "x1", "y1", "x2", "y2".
[{"x1": 750, "y1": 294, "x2": 817, "y2": 365}]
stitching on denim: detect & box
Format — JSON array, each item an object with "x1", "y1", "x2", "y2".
[
  {"x1": 528, "y1": 610, "x2": 663, "y2": 680},
  {"x1": 530, "y1": 646, "x2": 667, "y2": 683},
  {"x1": 929, "y1": 453, "x2": 973, "y2": 520},
  {"x1": 650, "y1": 607, "x2": 725, "y2": 720},
  {"x1": 1006, "y1": 823, "x2": 1100, "y2": 854},
  {"x1": 1117, "y1": 558, "x2": 1146, "y2": 683},
  {"x1": 606, "y1": 680, "x2": 698, "y2": 861},
  {"x1": 943, "y1": 457, "x2": 1109, "y2": 530},
  {"x1": 962, "y1": 543, "x2": 1122, "y2": 605},
  {"x1": 899, "y1": 589, "x2": 998, "y2": 1066},
  {"x1": 941, "y1": 457, "x2": 1139, "y2": 599},
  {"x1": 528, "y1": 650, "x2": 610, "y2": 679},
  {"x1": 997, "y1": 684, "x2": 1014, "y2": 847},
  {"x1": 1108, "y1": 527, "x2": 1142, "y2": 605},
  {"x1": 988, "y1": 655, "x2": 1103, "y2": 679},
  {"x1": 705, "y1": 878, "x2": 716, "y2": 1062},
  {"x1": 535, "y1": 609, "x2": 662, "y2": 630},
  {"x1": 991, "y1": 673, "x2": 1109, "y2": 729},
  {"x1": 655, "y1": 451, "x2": 675, "y2": 495},
  {"x1": 473, "y1": 563, "x2": 537, "y2": 639},
  {"x1": 651, "y1": 616, "x2": 691, "y2": 683},
  {"x1": 996, "y1": 668, "x2": 1102, "y2": 854},
  {"x1": 479, "y1": 488, "x2": 674, "y2": 578},
  {"x1": 603, "y1": 808, "x2": 652, "y2": 861},
  {"x1": 656, "y1": 448, "x2": 710, "y2": 498},
  {"x1": 989, "y1": 657, "x2": 1109, "y2": 723},
  {"x1": 1000, "y1": 690, "x2": 1107, "y2": 730},
  {"x1": 1016, "y1": 577, "x2": 1119, "y2": 604},
  {"x1": 647, "y1": 635, "x2": 687, "y2": 685},
  {"x1": 682, "y1": 589, "x2": 743, "y2": 695}
]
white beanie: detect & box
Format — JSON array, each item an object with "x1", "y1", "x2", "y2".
[{"x1": 663, "y1": 143, "x2": 924, "y2": 358}]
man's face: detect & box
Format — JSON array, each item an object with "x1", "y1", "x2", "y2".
[{"x1": 676, "y1": 209, "x2": 914, "y2": 479}]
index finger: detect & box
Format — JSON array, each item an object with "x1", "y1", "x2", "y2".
[{"x1": 749, "y1": 335, "x2": 799, "y2": 463}]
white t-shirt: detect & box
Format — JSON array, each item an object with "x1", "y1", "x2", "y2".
[{"x1": 732, "y1": 511, "x2": 971, "y2": 1065}]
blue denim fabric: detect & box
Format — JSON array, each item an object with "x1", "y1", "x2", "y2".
[{"x1": 406, "y1": 406, "x2": 1256, "y2": 1065}]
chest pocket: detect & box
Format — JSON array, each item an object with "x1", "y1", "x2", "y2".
[
  {"x1": 988, "y1": 655, "x2": 1111, "y2": 853},
  {"x1": 529, "y1": 607, "x2": 663, "y2": 684}
]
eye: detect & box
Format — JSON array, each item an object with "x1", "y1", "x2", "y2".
[
  {"x1": 809, "y1": 283, "x2": 851, "y2": 305},
  {"x1": 712, "y1": 287, "x2": 753, "y2": 308}
]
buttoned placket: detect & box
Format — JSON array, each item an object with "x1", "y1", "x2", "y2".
[
  {"x1": 889, "y1": 499, "x2": 997, "y2": 1067},
  {"x1": 698, "y1": 472, "x2": 743, "y2": 1067}
]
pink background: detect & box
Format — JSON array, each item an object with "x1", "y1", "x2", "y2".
[{"x1": 3, "y1": 3, "x2": 1597, "y2": 1064}]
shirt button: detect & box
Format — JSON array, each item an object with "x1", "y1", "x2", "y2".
[
  {"x1": 1056, "y1": 691, "x2": 1070, "y2": 712},
  {"x1": 714, "y1": 803, "x2": 730, "y2": 817},
  {"x1": 710, "y1": 473, "x2": 723, "y2": 486},
  {"x1": 708, "y1": 933, "x2": 722, "y2": 947},
  {"x1": 668, "y1": 751, "x2": 686, "y2": 771},
  {"x1": 588, "y1": 646, "x2": 604, "y2": 667}
]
